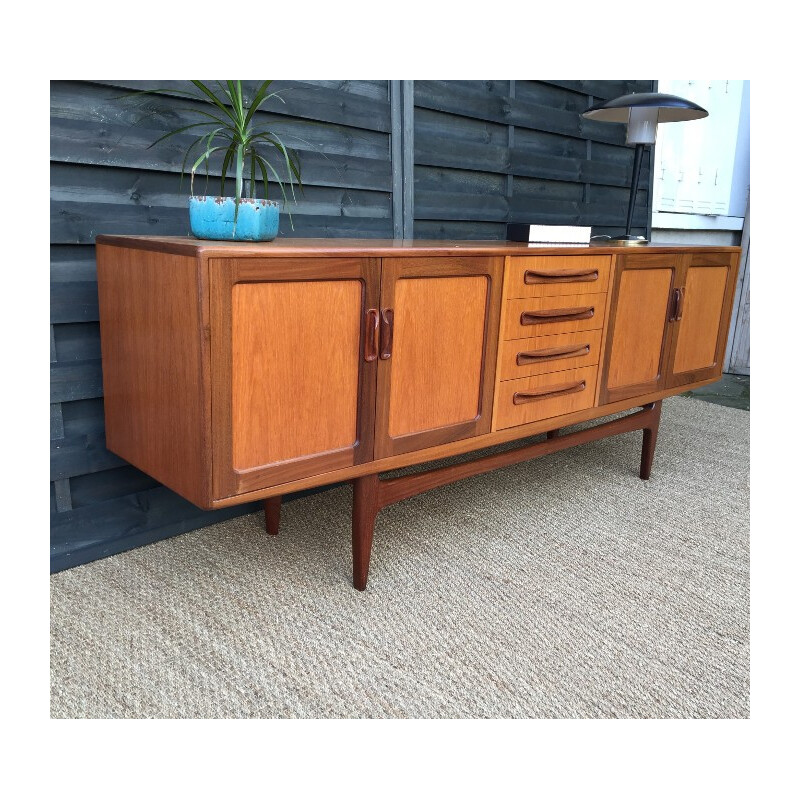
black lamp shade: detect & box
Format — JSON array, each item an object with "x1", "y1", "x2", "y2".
[{"x1": 582, "y1": 92, "x2": 708, "y2": 123}]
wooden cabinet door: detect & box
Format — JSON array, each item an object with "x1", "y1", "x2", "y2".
[
  {"x1": 374, "y1": 257, "x2": 503, "y2": 458},
  {"x1": 665, "y1": 252, "x2": 739, "y2": 388},
  {"x1": 210, "y1": 257, "x2": 379, "y2": 498},
  {"x1": 599, "y1": 253, "x2": 679, "y2": 404}
]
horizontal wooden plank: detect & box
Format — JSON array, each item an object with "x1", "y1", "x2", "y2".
[
  {"x1": 415, "y1": 107, "x2": 509, "y2": 146},
  {"x1": 80, "y1": 80, "x2": 393, "y2": 133},
  {"x1": 60, "y1": 397, "x2": 106, "y2": 439},
  {"x1": 52, "y1": 201, "x2": 393, "y2": 243},
  {"x1": 51, "y1": 430, "x2": 125, "y2": 481},
  {"x1": 52, "y1": 321, "x2": 101, "y2": 362},
  {"x1": 412, "y1": 219, "x2": 507, "y2": 240},
  {"x1": 540, "y1": 80, "x2": 654, "y2": 100},
  {"x1": 414, "y1": 165, "x2": 506, "y2": 196},
  {"x1": 50, "y1": 485, "x2": 263, "y2": 572},
  {"x1": 414, "y1": 81, "x2": 628, "y2": 145},
  {"x1": 415, "y1": 134, "x2": 511, "y2": 174},
  {"x1": 51, "y1": 245, "x2": 98, "y2": 282},
  {"x1": 68, "y1": 465, "x2": 160, "y2": 508},
  {"x1": 51, "y1": 281, "x2": 99, "y2": 323},
  {"x1": 50, "y1": 116, "x2": 391, "y2": 193},
  {"x1": 51, "y1": 162, "x2": 392, "y2": 243},
  {"x1": 415, "y1": 190, "x2": 509, "y2": 222},
  {"x1": 415, "y1": 135, "x2": 646, "y2": 190},
  {"x1": 513, "y1": 81, "x2": 589, "y2": 111},
  {"x1": 50, "y1": 360, "x2": 103, "y2": 402}
]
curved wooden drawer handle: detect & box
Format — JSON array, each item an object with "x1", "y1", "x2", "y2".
[
  {"x1": 520, "y1": 306, "x2": 594, "y2": 325},
  {"x1": 516, "y1": 343, "x2": 590, "y2": 365},
  {"x1": 364, "y1": 308, "x2": 379, "y2": 362},
  {"x1": 379, "y1": 308, "x2": 394, "y2": 360},
  {"x1": 524, "y1": 268, "x2": 599, "y2": 284},
  {"x1": 513, "y1": 380, "x2": 586, "y2": 405}
]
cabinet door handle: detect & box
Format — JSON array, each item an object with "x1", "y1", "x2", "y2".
[
  {"x1": 674, "y1": 287, "x2": 685, "y2": 321},
  {"x1": 516, "y1": 343, "x2": 590, "y2": 365},
  {"x1": 524, "y1": 268, "x2": 599, "y2": 284},
  {"x1": 520, "y1": 306, "x2": 594, "y2": 325},
  {"x1": 379, "y1": 308, "x2": 394, "y2": 360},
  {"x1": 364, "y1": 308, "x2": 379, "y2": 362},
  {"x1": 513, "y1": 380, "x2": 586, "y2": 405}
]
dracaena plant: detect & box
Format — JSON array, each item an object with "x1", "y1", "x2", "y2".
[{"x1": 131, "y1": 80, "x2": 302, "y2": 226}]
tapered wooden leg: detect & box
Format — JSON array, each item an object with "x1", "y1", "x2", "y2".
[
  {"x1": 264, "y1": 496, "x2": 282, "y2": 535},
  {"x1": 546, "y1": 429, "x2": 560, "y2": 440},
  {"x1": 639, "y1": 401, "x2": 662, "y2": 480},
  {"x1": 352, "y1": 475, "x2": 381, "y2": 591}
]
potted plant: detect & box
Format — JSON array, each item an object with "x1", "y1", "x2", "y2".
[{"x1": 131, "y1": 80, "x2": 302, "y2": 241}]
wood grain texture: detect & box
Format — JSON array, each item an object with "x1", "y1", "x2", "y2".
[
  {"x1": 211, "y1": 257, "x2": 380, "y2": 499},
  {"x1": 231, "y1": 280, "x2": 362, "y2": 468},
  {"x1": 666, "y1": 252, "x2": 740, "y2": 388},
  {"x1": 504, "y1": 255, "x2": 611, "y2": 298},
  {"x1": 210, "y1": 376, "x2": 723, "y2": 508},
  {"x1": 493, "y1": 365, "x2": 598, "y2": 430},
  {"x1": 601, "y1": 256, "x2": 677, "y2": 404},
  {"x1": 96, "y1": 244, "x2": 210, "y2": 507},
  {"x1": 497, "y1": 329, "x2": 602, "y2": 381},
  {"x1": 387, "y1": 276, "x2": 487, "y2": 436},
  {"x1": 95, "y1": 235, "x2": 741, "y2": 259},
  {"x1": 374, "y1": 257, "x2": 503, "y2": 458},
  {"x1": 672, "y1": 266, "x2": 729, "y2": 374},
  {"x1": 503, "y1": 293, "x2": 607, "y2": 340}
]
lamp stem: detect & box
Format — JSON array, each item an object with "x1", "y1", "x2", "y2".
[{"x1": 625, "y1": 143, "x2": 645, "y2": 237}]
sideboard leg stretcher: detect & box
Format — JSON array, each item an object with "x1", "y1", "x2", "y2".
[{"x1": 349, "y1": 402, "x2": 663, "y2": 591}]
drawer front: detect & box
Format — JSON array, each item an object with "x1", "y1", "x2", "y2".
[
  {"x1": 498, "y1": 329, "x2": 602, "y2": 381},
  {"x1": 494, "y1": 366, "x2": 599, "y2": 430},
  {"x1": 503, "y1": 293, "x2": 607, "y2": 340},
  {"x1": 505, "y1": 255, "x2": 611, "y2": 298}
]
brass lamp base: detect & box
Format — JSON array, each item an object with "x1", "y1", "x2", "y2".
[{"x1": 590, "y1": 234, "x2": 649, "y2": 247}]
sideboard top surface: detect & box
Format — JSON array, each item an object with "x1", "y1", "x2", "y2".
[{"x1": 96, "y1": 235, "x2": 741, "y2": 259}]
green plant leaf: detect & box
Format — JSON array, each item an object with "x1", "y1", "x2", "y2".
[
  {"x1": 219, "y1": 143, "x2": 236, "y2": 197},
  {"x1": 190, "y1": 80, "x2": 239, "y2": 126},
  {"x1": 189, "y1": 146, "x2": 229, "y2": 195},
  {"x1": 243, "y1": 80, "x2": 275, "y2": 128},
  {"x1": 145, "y1": 120, "x2": 224, "y2": 149},
  {"x1": 254, "y1": 152, "x2": 270, "y2": 202},
  {"x1": 252, "y1": 132, "x2": 302, "y2": 202},
  {"x1": 234, "y1": 142, "x2": 245, "y2": 226},
  {"x1": 255, "y1": 153, "x2": 295, "y2": 230}
]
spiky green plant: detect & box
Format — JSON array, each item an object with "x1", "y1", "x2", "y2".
[{"x1": 129, "y1": 80, "x2": 302, "y2": 227}]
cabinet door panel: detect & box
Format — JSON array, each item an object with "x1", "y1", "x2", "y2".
[
  {"x1": 231, "y1": 280, "x2": 361, "y2": 469},
  {"x1": 387, "y1": 276, "x2": 488, "y2": 438},
  {"x1": 600, "y1": 255, "x2": 678, "y2": 404},
  {"x1": 212, "y1": 257, "x2": 379, "y2": 498},
  {"x1": 375, "y1": 257, "x2": 503, "y2": 458},
  {"x1": 666, "y1": 254, "x2": 739, "y2": 388}
]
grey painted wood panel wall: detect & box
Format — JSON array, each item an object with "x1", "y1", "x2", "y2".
[
  {"x1": 412, "y1": 80, "x2": 656, "y2": 239},
  {"x1": 50, "y1": 79, "x2": 653, "y2": 572}
]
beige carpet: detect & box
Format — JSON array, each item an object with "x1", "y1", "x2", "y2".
[{"x1": 50, "y1": 396, "x2": 749, "y2": 718}]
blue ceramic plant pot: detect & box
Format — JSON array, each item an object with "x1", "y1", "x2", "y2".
[{"x1": 189, "y1": 196, "x2": 280, "y2": 241}]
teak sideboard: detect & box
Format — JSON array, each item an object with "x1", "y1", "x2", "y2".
[{"x1": 96, "y1": 237, "x2": 741, "y2": 590}]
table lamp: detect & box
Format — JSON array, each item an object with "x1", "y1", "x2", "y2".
[{"x1": 582, "y1": 92, "x2": 708, "y2": 245}]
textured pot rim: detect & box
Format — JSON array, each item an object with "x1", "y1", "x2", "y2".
[{"x1": 190, "y1": 196, "x2": 280, "y2": 207}]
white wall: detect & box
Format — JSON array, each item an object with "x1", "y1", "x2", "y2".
[{"x1": 650, "y1": 80, "x2": 750, "y2": 374}]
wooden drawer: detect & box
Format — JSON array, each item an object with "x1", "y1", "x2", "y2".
[
  {"x1": 497, "y1": 329, "x2": 602, "y2": 382},
  {"x1": 505, "y1": 255, "x2": 611, "y2": 298},
  {"x1": 503, "y1": 292, "x2": 607, "y2": 340},
  {"x1": 493, "y1": 365, "x2": 598, "y2": 431}
]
